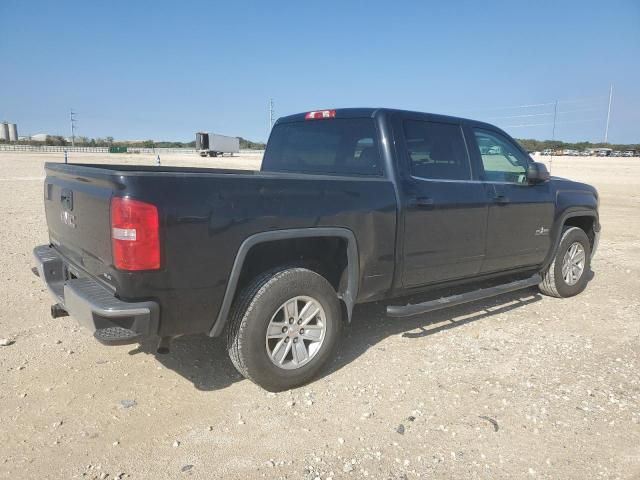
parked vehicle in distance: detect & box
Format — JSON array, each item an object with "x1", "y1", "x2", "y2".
[
  {"x1": 612, "y1": 150, "x2": 623, "y2": 157},
  {"x1": 580, "y1": 150, "x2": 592, "y2": 156},
  {"x1": 623, "y1": 150, "x2": 635, "y2": 157},
  {"x1": 33, "y1": 108, "x2": 601, "y2": 391},
  {"x1": 542, "y1": 149, "x2": 553, "y2": 156},
  {"x1": 196, "y1": 132, "x2": 240, "y2": 157}
]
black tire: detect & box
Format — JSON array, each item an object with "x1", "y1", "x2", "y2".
[
  {"x1": 539, "y1": 226, "x2": 591, "y2": 298},
  {"x1": 227, "y1": 267, "x2": 342, "y2": 391}
]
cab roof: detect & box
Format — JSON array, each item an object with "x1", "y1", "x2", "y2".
[{"x1": 276, "y1": 107, "x2": 500, "y2": 132}]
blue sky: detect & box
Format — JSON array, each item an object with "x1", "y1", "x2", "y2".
[{"x1": 1, "y1": 0, "x2": 639, "y2": 143}]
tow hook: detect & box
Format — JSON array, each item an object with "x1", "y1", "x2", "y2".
[
  {"x1": 50, "y1": 303, "x2": 69, "y2": 319},
  {"x1": 157, "y1": 336, "x2": 172, "y2": 354}
]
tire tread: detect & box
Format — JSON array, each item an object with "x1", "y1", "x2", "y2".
[
  {"x1": 539, "y1": 226, "x2": 589, "y2": 298},
  {"x1": 227, "y1": 269, "x2": 288, "y2": 383},
  {"x1": 226, "y1": 267, "x2": 340, "y2": 390}
]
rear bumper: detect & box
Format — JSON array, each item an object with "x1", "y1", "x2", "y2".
[{"x1": 32, "y1": 244, "x2": 159, "y2": 344}]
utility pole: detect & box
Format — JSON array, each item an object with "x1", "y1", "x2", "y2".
[
  {"x1": 549, "y1": 99, "x2": 558, "y2": 173},
  {"x1": 269, "y1": 98, "x2": 275, "y2": 133},
  {"x1": 604, "y1": 84, "x2": 613, "y2": 143},
  {"x1": 70, "y1": 109, "x2": 77, "y2": 147}
]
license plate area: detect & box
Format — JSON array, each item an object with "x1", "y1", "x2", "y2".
[{"x1": 64, "y1": 264, "x2": 80, "y2": 281}]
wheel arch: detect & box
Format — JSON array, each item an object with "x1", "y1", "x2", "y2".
[
  {"x1": 209, "y1": 228, "x2": 360, "y2": 337},
  {"x1": 541, "y1": 209, "x2": 599, "y2": 272}
]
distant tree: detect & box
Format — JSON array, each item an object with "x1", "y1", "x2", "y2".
[
  {"x1": 45, "y1": 135, "x2": 67, "y2": 146},
  {"x1": 515, "y1": 138, "x2": 640, "y2": 154},
  {"x1": 238, "y1": 137, "x2": 266, "y2": 150},
  {"x1": 12, "y1": 134, "x2": 629, "y2": 153}
]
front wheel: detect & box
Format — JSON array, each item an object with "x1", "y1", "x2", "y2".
[
  {"x1": 227, "y1": 268, "x2": 342, "y2": 391},
  {"x1": 539, "y1": 226, "x2": 591, "y2": 298}
]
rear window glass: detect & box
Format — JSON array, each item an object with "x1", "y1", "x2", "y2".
[{"x1": 262, "y1": 119, "x2": 382, "y2": 176}]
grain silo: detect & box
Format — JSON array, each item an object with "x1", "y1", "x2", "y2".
[
  {"x1": 8, "y1": 123, "x2": 18, "y2": 142},
  {"x1": 0, "y1": 122, "x2": 8, "y2": 141}
]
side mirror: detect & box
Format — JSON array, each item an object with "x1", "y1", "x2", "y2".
[{"x1": 527, "y1": 162, "x2": 550, "y2": 184}]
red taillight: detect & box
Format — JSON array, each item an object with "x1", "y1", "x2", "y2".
[
  {"x1": 111, "y1": 197, "x2": 160, "y2": 271},
  {"x1": 305, "y1": 110, "x2": 336, "y2": 120}
]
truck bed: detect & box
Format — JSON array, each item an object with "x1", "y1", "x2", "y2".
[
  {"x1": 58, "y1": 163, "x2": 261, "y2": 174},
  {"x1": 42, "y1": 161, "x2": 398, "y2": 336}
]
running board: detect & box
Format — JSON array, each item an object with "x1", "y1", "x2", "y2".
[{"x1": 386, "y1": 274, "x2": 541, "y2": 318}]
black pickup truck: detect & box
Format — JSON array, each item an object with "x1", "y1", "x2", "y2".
[{"x1": 33, "y1": 108, "x2": 600, "y2": 391}]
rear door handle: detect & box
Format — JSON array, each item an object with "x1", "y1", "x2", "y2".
[
  {"x1": 493, "y1": 194, "x2": 510, "y2": 204},
  {"x1": 413, "y1": 196, "x2": 434, "y2": 207}
]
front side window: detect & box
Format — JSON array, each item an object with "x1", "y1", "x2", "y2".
[
  {"x1": 473, "y1": 129, "x2": 529, "y2": 183},
  {"x1": 403, "y1": 120, "x2": 471, "y2": 181}
]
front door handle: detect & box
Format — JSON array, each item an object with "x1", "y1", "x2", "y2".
[
  {"x1": 413, "y1": 196, "x2": 434, "y2": 207},
  {"x1": 493, "y1": 194, "x2": 509, "y2": 204}
]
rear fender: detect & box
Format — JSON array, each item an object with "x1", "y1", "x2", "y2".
[{"x1": 209, "y1": 228, "x2": 359, "y2": 337}]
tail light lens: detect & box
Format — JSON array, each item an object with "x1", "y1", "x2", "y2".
[
  {"x1": 305, "y1": 110, "x2": 336, "y2": 120},
  {"x1": 111, "y1": 197, "x2": 160, "y2": 270}
]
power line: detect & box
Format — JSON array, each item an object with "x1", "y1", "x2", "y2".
[
  {"x1": 550, "y1": 100, "x2": 558, "y2": 172},
  {"x1": 475, "y1": 87, "x2": 615, "y2": 141},
  {"x1": 604, "y1": 84, "x2": 613, "y2": 143},
  {"x1": 557, "y1": 95, "x2": 609, "y2": 105},
  {"x1": 488, "y1": 107, "x2": 604, "y2": 121},
  {"x1": 465, "y1": 101, "x2": 557, "y2": 113},
  {"x1": 556, "y1": 107, "x2": 604, "y2": 115},
  {"x1": 503, "y1": 118, "x2": 602, "y2": 128},
  {"x1": 488, "y1": 112, "x2": 555, "y2": 120},
  {"x1": 463, "y1": 94, "x2": 609, "y2": 114}
]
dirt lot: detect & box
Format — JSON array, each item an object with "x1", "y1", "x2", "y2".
[{"x1": 0, "y1": 151, "x2": 638, "y2": 480}]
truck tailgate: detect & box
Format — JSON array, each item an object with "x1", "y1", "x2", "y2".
[{"x1": 44, "y1": 163, "x2": 114, "y2": 279}]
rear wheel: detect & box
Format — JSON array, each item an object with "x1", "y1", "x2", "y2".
[
  {"x1": 227, "y1": 267, "x2": 342, "y2": 391},
  {"x1": 539, "y1": 226, "x2": 591, "y2": 298}
]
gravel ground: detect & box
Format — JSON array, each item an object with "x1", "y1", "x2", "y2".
[{"x1": 0, "y1": 152, "x2": 638, "y2": 480}]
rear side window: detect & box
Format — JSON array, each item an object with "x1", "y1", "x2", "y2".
[
  {"x1": 403, "y1": 120, "x2": 471, "y2": 181},
  {"x1": 262, "y1": 119, "x2": 382, "y2": 176}
]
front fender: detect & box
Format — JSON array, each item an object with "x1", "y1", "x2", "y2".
[{"x1": 540, "y1": 185, "x2": 599, "y2": 271}]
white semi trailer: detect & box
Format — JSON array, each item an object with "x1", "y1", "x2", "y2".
[{"x1": 196, "y1": 132, "x2": 240, "y2": 157}]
